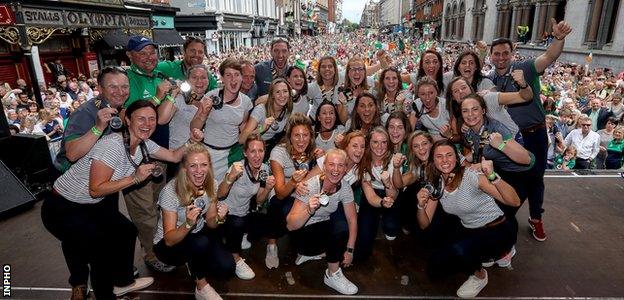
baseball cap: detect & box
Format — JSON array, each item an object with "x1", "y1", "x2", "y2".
[{"x1": 127, "y1": 36, "x2": 156, "y2": 52}]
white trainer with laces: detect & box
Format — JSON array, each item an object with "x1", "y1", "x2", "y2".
[
  {"x1": 241, "y1": 233, "x2": 251, "y2": 250},
  {"x1": 113, "y1": 277, "x2": 154, "y2": 297},
  {"x1": 295, "y1": 253, "x2": 326, "y2": 265},
  {"x1": 265, "y1": 244, "x2": 279, "y2": 269},
  {"x1": 324, "y1": 268, "x2": 358, "y2": 295},
  {"x1": 235, "y1": 258, "x2": 255, "y2": 280},
  {"x1": 195, "y1": 283, "x2": 222, "y2": 300},
  {"x1": 456, "y1": 270, "x2": 488, "y2": 298},
  {"x1": 385, "y1": 234, "x2": 396, "y2": 241}
]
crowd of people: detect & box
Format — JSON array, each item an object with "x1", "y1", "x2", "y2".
[{"x1": 2, "y1": 21, "x2": 624, "y2": 300}]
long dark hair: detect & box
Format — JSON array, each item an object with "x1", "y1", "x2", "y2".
[
  {"x1": 376, "y1": 67, "x2": 403, "y2": 108},
  {"x1": 314, "y1": 100, "x2": 341, "y2": 133},
  {"x1": 359, "y1": 126, "x2": 393, "y2": 181},
  {"x1": 385, "y1": 110, "x2": 411, "y2": 150},
  {"x1": 348, "y1": 92, "x2": 381, "y2": 134},
  {"x1": 453, "y1": 51, "x2": 485, "y2": 92},
  {"x1": 426, "y1": 139, "x2": 465, "y2": 189},
  {"x1": 445, "y1": 76, "x2": 473, "y2": 130},
  {"x1": 417, "y1": 50, "x2": 444, "y2": 93},
  {"x1": 286, "y1": 65, "x2": 308, "y2": 96}
]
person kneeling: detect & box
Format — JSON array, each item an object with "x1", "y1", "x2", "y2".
[
  {"x1": 153, "y1": 144, "x2": 235, "y2": 300},
  {"x1": 286, "y1": 149, "x2": 359, "y2": 295}
]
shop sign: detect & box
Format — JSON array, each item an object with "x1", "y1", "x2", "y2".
[
  {"x1": 152, "y1": 15, "x2": 174, "y2": 29},
  {"x1": 0, "y1": 5, "x2": 15, "y2": 25},
  {"x1": 23, "y1": 7, "x2": 151, "y2": 28}
]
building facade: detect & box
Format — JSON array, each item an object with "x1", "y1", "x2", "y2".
[
  {"x1": 441, "y1": 0, "x2": 624, "y2": 69},
  {"x1": 0, "y1": 0, "x2": 178, "y2": 94},
  {"x1": 414, "y1": 0, "x2": 444, "y2": 39},
  {"x1": 173, "y1": 0, "x2": 278, "y2": 53},
  {"x1": 361, "y1": 0, "x2": 381, "y2": 28},
  {"x1": 380, "y1": 0, "x2": 403, "y2": 27}
]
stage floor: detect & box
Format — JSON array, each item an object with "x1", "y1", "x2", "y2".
[{"x1": 2, "y1": 174, "x2": 623, "y2": 299}]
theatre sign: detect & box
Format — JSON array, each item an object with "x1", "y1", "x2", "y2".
[{"x1": 23, "y1": 7, "x2": 151, "y2": 29}]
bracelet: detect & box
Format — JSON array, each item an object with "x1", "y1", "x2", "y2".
[
  {"x1": 555, "y1": 36, "x2": 564, "y2": 41},
  {"x1": 257, "y1": 124, "x2": 265, "y2": 134},
  {"x1": 487, "y1": 172, "x2": 498, "y2": 181},
  {"x1": 497, "y1": 142, "x2": 507, "y2": 151},
  {"x1": 225, "y1": 175, "x2": 234, "y2": 185},
  {"x1": 518, "y1": 83, "x2": 529, "y2": 89},
  {"x1": 90, "y1": 126, "x2": 102, "y2": 137},
  {"x1": 165, "y1": 94, "x2": 175, "y2": 104},
  {"x1": 151, "y1": 95, "x2": 162, "y2": 105},
  {"x1": 215, "y1": 215, "x2": 225, "y2": 225},
  {"x1": 184, "y1": 139, "x2": 194, "y2": 148},
  {"x1": 417, "y1": 202, "x2": 427, "y2": 210},
  {"x1": 379, "y1": 198, "x2": 385, "y2": 208},
  {"x1": 132, "y1": 173, "x2": 140, "y2": 185}
]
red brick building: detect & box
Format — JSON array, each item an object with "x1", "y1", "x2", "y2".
[{"x1": 414, "y1": 0, "x2": 443, "y2": 39}]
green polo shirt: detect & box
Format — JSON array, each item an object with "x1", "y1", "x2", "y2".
[
  {"x1": 156, "y1": 60, "x2": 218, "y2": 91},
  {"x1": 125, "y1": 64, "x2": 164, "y2": 108}
]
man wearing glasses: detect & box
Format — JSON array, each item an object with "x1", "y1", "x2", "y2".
[
  {"x1": 255, "y1": 37, "x2": 291, "y2": 97},
  {"x1": 488, "y1": 19, "x2": 572, "y2": 242},
  {"x1": 564, "y1": 116, "x2": 600, "y2": 170},
  {"x1": 156, "y1": 37, "x2": 218, "y2": 92},
  {"x1": 52, "y1": 66, "x2": 131, "y2": 299}
]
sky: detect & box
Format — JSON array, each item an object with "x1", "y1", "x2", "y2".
[{"x1": 341, "y1": 0, "x2": 367, "y2": 23}]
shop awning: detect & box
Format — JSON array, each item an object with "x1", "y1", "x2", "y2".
[
  {"x1": 153, "y1": 29, "x2": 185, "y2": 47},
  {"x1": 102, "y1": 29, "x2": 130, "y2": 49}
]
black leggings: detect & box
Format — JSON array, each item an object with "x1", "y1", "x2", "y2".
[
  {"x1": 291, "y1": 204, "x2": 349, "y2": 263},
  {"x1": 221, "y1": 215, "x2": 248, "y2": 254},
  {"x1": 41, "y1": 192, "x2": 136, "y2": 300},
  {"x1": 266, "y1": 195, "x2": 295, "y2": 239},
  {"x1": 153, "y1": 227, "x2": 235, "y2": 280},
  {"x1": 354, "y1": 189, "x2": 401, "y2": 261}
]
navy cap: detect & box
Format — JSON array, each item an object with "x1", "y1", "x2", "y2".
[{"x1": 127, "y1": 35, "x2": 156, "y2": 52}]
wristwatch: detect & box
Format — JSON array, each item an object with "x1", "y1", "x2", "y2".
[
  {"x1": 346, "y1": 247, "x2": 354, "y2": 254},
  {"x1": 183, "y1": 221, "x2": 192, "y2": 229}
]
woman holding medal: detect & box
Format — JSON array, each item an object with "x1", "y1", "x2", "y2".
[
  {"x1": 287, "y1": 149, "x2": 359, "y2": 295},
  {"x1": 191, "y1": 58, "x2": 253, "y2": 182},
  {"x1": 265, "y1": 113, "x2": 318, "y2": 269},
  {"x1": 216, "y1": 134, "x2": 276, "y2": 280},
  {"x1": 354, "y1": 126, "x2": 399, "y2": 261},
  {"x1": 42, "y1": 100, "x2": 203, "y2": 299},
  {"x1": 154, "y1": 143, "x2": 234, "y2": 300},
  {"x1": 416, "y1": 140, "x2": 520, "y2": 298},
  {"x1": 240, "y1": 78, "x2": 294, "y2": 157}
]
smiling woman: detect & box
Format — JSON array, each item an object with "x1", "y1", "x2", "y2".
[{"x1": 41, "y1": 100, "x2": 204, "y2": 299}]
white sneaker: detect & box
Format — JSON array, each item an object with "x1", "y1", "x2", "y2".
[
  {"x1": 324, "y1": 268, "x2": 358, "y2": 295},
  {"x1": 241, "y1": 233, "x2": 251, "y2": 250},
  {"x1": 265, "y1": 244, "x2": 279, "y2": 269},
  {"x1": 295, "y1": 253, "x2": 326, "y2": 265},
  {"x1": 113, "y1": 277, "x2": 154, "y2": 297},
  {"x1": 385, "y1": 234, "x2": 396, "y2": 241},
  {"x1": 456, "y1": 271, "x2": 488, "y2": 298},
  {"x1": 195, "y1": 283, "x2": 222, "y2": 300},
  {"x1": 482, "y1": 245, "x2": 516, "y2": 268},
  {"x1": 235, "y1": 258, "x2": 255, "y2": 280}
]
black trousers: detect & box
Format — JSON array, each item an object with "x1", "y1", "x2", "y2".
[
  {"x1": 41, "y1": 192, "x2": 136, "y2": 300},
  {"x1": 154, "y1": 227, "x2": 235, "y2": 280},
  {"x1": 291, "y1": 204, "x2": 349, "y2": 263},
  {"x1": 427, "y1": 217, "x2": 517, "y2": 280}
]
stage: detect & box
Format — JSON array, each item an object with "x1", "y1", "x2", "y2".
[{"x1": 2, "y1": 173, "x2": 623, "y2": 299}]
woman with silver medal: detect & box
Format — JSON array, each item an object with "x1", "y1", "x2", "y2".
[
  {"x1": 153, "y1": 144, "x2": 233, "y2": 300},
  {"x1": 216, "y1": 134, "x2": 276, "y2": 280},
  {"x1": 287, "y1": 149, "x2": 359, "y2": 295}
]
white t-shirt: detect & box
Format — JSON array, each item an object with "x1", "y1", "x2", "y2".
[
  {"x1": 204, "y1": 90, "x2": 253, "y2": 147},
  {"x1": 296, "y1": 174, "x2": 354, "y2": 226}
]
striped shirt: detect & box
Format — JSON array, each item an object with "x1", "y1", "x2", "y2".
[
  {"x1": 439, "y1": 168, "x2": 503, "y2": 229},
  {"x1": 54, "y1": 133, "x2": 160, "y2": 204}
]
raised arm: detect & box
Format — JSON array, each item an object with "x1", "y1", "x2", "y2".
[{"x1": 535, "y1": 19, "x2": 572, "y2": 73}]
